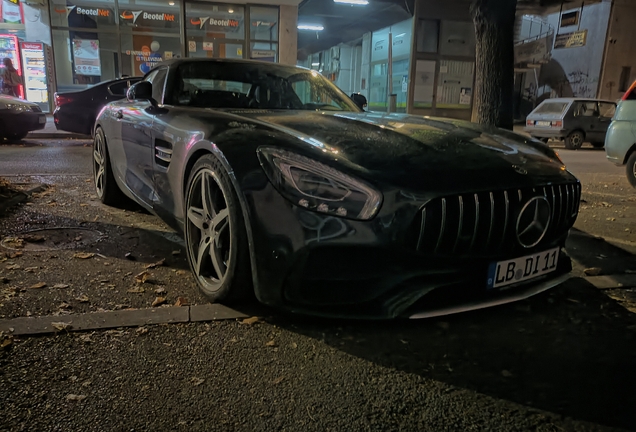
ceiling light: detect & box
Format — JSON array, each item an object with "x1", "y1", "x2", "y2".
[
  {"x1": 334, "y1": 0, "x2": 369, "y2": 5},
  {"x1": 168, "y1": 1, "x2": 174, "y2": 4},
  {"x1": 311, "y1": 62, "x2": 320, "y2": 66},
  {"x1": 298, "y1": 24, "x2": 324, "y2": 31},
  {"x1": 228, "y1": 8, "x2": 234, "y2": 13}
]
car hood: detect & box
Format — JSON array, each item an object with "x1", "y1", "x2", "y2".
[{"x1": 228, "y1": 110, "x2": 574, "y2": 194}]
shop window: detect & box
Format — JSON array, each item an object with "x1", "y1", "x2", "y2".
[
  {"x1": 52, "y1": 29, "x2": 119, "y2": 92},
  {"x1": 186, "y1": 3, "x2": 244, "y2": 59},
  {"x1": 250, "y1": 6, "x2": 278, "y2": 42},
  {"x1": 416, "y1": 20, "x2": 439, "y2": 53},
  {"x1": 49, "y1": 0, "x2": 116, "y2": 30},
  {"x1": 120, "y1": 34, "x2": 182, "y2": 77},
  {"x1": 436, "y1": 60, "x2": 474, "y2": 109},
  {"x1": 1, "y1": 0, "x2": 24, "y2": 24},
  {"x1": 250, "y1": 42, "x2": 277, "y2": 62}
]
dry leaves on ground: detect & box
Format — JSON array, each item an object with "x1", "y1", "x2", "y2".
[
  {"x1": 51, "y1": 322, "x2": 72, "y2": 331},
  {"x1": 29, "y1": 282, "x2": 47, "y2": 289},
  {"x1": 127, "y1": 287, "x2": 145, "y2": 293},
  {"x1": 53, "y1": 283, "x2": 69, "y2": 289},
  {"x1": 154, "y1": 287, "x2": 166, "y2": 294},
  {"x1": 75, "y1": 295, "x2": 89, "y2": 303},
  {"x1": 151, "y1": 297, "x2": 166, "y2": 307},
  {"x1": 66, "y1": 394, "x2": 86, "y2": 402},
  {"x1": 584, "y1": 267, "x2": 603, "y2": 276},
  {"x1": 174, "y1": 297, "x2": 188, "y2": 307},
  {"x1": 73, "y1": 252, "x2": 95, "y2": 260},
  {"x1": 265, "y1": 340, "x2": 277, "y2": 347},
  {"x1": 5, "y1": 264, "x2": 20, "y2": 270},
  {"x1": 134, "y1": 271, "x2": 151, "y2": 284},
  {"x1": 190, "y1": 377, "x2": 205, "y2": 386},
  {"x1": 136, "y1": 327, "x2": 149, "y2": 335},
  {"x1": 145, "y1": 258, "x2": 165, "y2": 269},
  {"x1": 241, "y1": 316, "x2": 260, "y2": 325}
]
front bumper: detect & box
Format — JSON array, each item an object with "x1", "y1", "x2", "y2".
[
  {"x1": 245, "y1": 180, "x2": 577, "y2": 319},
  {"x1": 0, "y1": 111, "x2": 46, "y2": 134}
]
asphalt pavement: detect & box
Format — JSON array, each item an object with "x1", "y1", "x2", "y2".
[{"x1": 1, "y1": 139, "x2": 635, "y2": 431}]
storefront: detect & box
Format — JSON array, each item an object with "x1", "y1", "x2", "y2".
[{"x1": 48, "y1": 1, "x2": 283, "y2": 93}]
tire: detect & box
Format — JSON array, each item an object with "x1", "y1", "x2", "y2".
[
  {"x1": 6, "y1": 131, "x2": 28, "y2": 143},
  {"x1": 627, "y1": 152, "x2": 636, "y2": 189},
  {"x1": 184, "y1": 154, "x2": 252, "y2": 304},
  {"x1": 93, "y1": 127, "x2": 126, "y2": 206},
  {"x1": 565, "y1": 130, "x2": 585, "y2": 150}
]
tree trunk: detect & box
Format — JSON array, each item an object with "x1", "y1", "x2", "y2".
[{"x1": 470, "y1": 0, "x2": 518, "y2": 130}]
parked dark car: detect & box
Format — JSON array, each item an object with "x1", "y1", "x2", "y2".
[
  {"x1": 54, "y1": 77, "x2": 142, "y2": 135},
  {"x1": 93, "y1": 58, "x2": 581, "y2": 319},
  {"x1": 0, "y1": 94, "x2": 46, "y2": 142}
]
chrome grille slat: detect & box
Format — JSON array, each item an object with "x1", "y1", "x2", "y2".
[
  {"x1": 469, "y1": 194, "x2": 479, "y2": 250},
  {"x1": 452, "y1": 196, "x2": 464, "y2": 253},
  {"x1": 434, "y1": 198, "x2": 447, "y2": 253},
  {"x1": 499, "y1": 190, "x2": 510, "y2": 249},
  {"x1": 485, "y1": 192, "x2": 495, "y2": 249},
  {"x1": 416, "y1": 208, "x2": 426, "y2": 251},
  {"x1": 564, "y1": 184, "x2": 570, "y2": 224}
]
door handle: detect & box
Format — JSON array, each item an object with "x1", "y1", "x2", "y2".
[{"x1": 116, "y1": 110, "x2": 123, "y2": 119}]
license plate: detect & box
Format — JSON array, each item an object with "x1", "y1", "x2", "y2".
[
  {"x1": 536, "y1": 121, "x2": 551, "y2": 127},
  {"x1": 487, "y1": 247, "x2": 559, "y2": 289},
  {"x1": 38, "y1": 116, "x2": 46, "y2": 124}
]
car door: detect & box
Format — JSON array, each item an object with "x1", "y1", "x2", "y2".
[
  {"x1": 119, "y1": 69, "x2": 168, "y2": 207},
  {"x1": 597, "y1": 101, "x2": 617, "y2": 138}
]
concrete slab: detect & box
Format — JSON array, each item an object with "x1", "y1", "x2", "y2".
[
  {"x1": 190, "y1": 303, "x2": 249, "y2": 321},
  {"x1": 584, "y1": 274, "x2": 636, "y2": 290},
  {"x1": 0, "y1": 307, "x2": 189, "y2": 335}
]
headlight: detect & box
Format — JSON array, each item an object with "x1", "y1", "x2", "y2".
[
  {"x1": 257, "y1": 147, "x2": 382, "y2": 220},
  {"x1": 0, "y1": 103, "x2": 29, "y2": 112}
]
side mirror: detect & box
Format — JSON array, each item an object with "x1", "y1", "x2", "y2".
[
  {"x1": 127, "y1": 81, "x2": 153, "y2": 104},
  {"x1": 350, "y1": 93, "x2": 367, "y2": 111}
]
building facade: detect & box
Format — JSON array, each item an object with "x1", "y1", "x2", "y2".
[{"x1": 1, "y1": 0, "x2": 298, "y2": 106}]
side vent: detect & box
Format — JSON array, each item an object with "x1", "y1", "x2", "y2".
[{"x1": 155, "y1": 139, "x2": 172, "y2": 168}]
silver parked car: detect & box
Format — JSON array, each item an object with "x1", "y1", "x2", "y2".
[
  {"x1": 605, "y1": 81, "x2": 636, "y2": 188},
  {"x1": 525, "y1": 98, "x2": 616, "y2": 150}
]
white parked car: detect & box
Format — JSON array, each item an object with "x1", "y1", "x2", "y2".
[{"x1": 605, "y1": 81, "x2": 636, "y2": 188}]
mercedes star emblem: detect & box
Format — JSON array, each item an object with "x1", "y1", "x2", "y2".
[{"x1": 516, "y1": 196, "x2": 551, "y2": 248}]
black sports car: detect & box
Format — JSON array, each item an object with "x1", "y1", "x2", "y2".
[
  {"x1": 93, "y1": 58, "x2": 581, "y2": 319},
  {"x1": 0, "y1": 94, "x2": 46, "y2": 142},
  {"x1": 54, "y1": 77, "x2": 142, "y2": 135}
]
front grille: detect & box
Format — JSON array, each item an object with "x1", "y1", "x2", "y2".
[
  {"x1": 414, "y1": 183, "x2": 581, "y2": 256},
  {"x1": 30, "y1": 106, "x2": 42, "y2": 112}
]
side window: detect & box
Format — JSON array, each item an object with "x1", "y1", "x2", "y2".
[
  {"x1": 109, "y1": 81, "x2": 129, "y2": 96},
  {"x1": 599, "y1": 102, "x2": 616, "y2": 119},
  {"x1": 151, "y1": 69, "x2": 168, "y2": 105},
  {"x1": 574, "y1": 102, "x2": 598, "y2": 117}
]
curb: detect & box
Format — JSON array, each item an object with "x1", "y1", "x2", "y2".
[
  {"x1": 26, "y1": 133, "x2": 90, "y2": 140},
  {"x1": 0, "y1": 304, "x2": 250, "y2": 336},
  {"x1": 583, "y1": 274, "x2": 636, "y2": 290}
]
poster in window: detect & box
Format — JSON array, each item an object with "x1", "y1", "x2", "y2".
[
  {"x1": 414, "y1": 60, "x2": 435, "y2": 108},
  {"x1": 73, "y1": 39, "x2": 101, "y2": 76},
  {"x1": 2, "y1": 0, "x2": 23, "y2": 24}
]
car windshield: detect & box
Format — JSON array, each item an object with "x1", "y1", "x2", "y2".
[
  {"x1": 169, "y1": 61, "x2": 360, "y2": 112},
  {"x1": 533, "y1": 102, "x2": 569, "y2": 115}
]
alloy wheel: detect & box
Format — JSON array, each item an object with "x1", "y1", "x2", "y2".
[
  {"x1": 185, "y1": 168, "x2": 233, "y2": 290},
  {"x1": 93, "y1": 133, "x2": 106, "y2": 197}
]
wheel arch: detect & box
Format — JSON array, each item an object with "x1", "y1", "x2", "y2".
[
  {"x1": 182, "y1": 144, "x2": 261, "y2": 299},
  {"x1": 623, "y1": 143, "x2": 636, "y2": 164},
  {"x1": 568, "y1": 128, "x2": 586, "y2": 138}
]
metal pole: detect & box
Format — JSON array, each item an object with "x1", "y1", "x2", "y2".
[{"x1": 387, "y1": 32, "x2": 394, "y2": 112}]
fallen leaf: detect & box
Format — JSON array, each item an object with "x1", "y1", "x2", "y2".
[
  {"x1": 501, "y1": 370, "x2": 513, "y2": 378},
  {"x1": 65, "y1": 394, "x2": 86, "y2": 402},
  {"x1": 145, "y1": 258, "x2": 165, "y2": 269},
  {"x1": 58, "y1": 302, "x2": 72, "y2": 310},
  {"x1": 136, "y1": 327, "x2": 149, "y2": 335},
  {"x1": 7, "y1": 252, "x2": 22, "y2": 259},
  {"x1": 265, "y1": 340, "x2": 277, "y2": 347},
  {"x1": 290, "y1": 342, "x2": 298, "y2": 349},
  {"x1": 272, "y1": 376, "x2": 285, "y2": 385},
  {"x1": 24, "y1": 267, "x2": 38, "y2": 273},
  {"x1": 79, "y1": 334, "x2": 92, "y2": 343},
  {"x1": 79, "y1": 203, "x2": 88, "y2": 207},
  {"x1": 29, "y1": 282, "x2": 47, "y2": 289},
  {"x1": 23, "y1": 234, "x2": 45, "y2": 243},
  {"x1": 81, "y1": 380, "x2": 92, "y2": 387},
  {"x1": 73, "y1": 252, "x2": 95, "y2": 260},
  {"x1": 240, "y1": 316, "x2": 260, "y2": 325},
  {"x1": 151, "y1": 297, "x2": 166, "y2": 307},
  {"x1": 6, "y1": 264, "x2": 20, "y2": 270},
  {"x1": 171, "y1": 250, "x2": 181, "y2": 256},
  {"x1": 75, "y1": 295, "x2": 89, "y2": 303},
  {"x1": 53, "y1": 283, "x2": 69, "y2": 289},
  {"x1": 51, "y1": 322, "x2": 72, "y2": 331},
  {"x1": 154, "y1": 287, "x2": 166, "y2": 295},
  {"x1": 174, "y1": 297, "x2": 188, "y2": 307},
  {"x1": 85, "y1": 179, "x2": 92, "y2": 183},
  {"x1": 175, "y1": 270, "x2": 188, "y2": 276},
  {"x1": 127, "y1": 287, "x2": 145, "y2": 293},
  {"x1": 190, "y1": 377, "x2": 205, "y2": 386},
  {"x1": 584, "y1": 267, "x2": 602, "y2": 276},
  {"x1": 134, "y1": 271, "x2": 151, "y2": 284}
]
